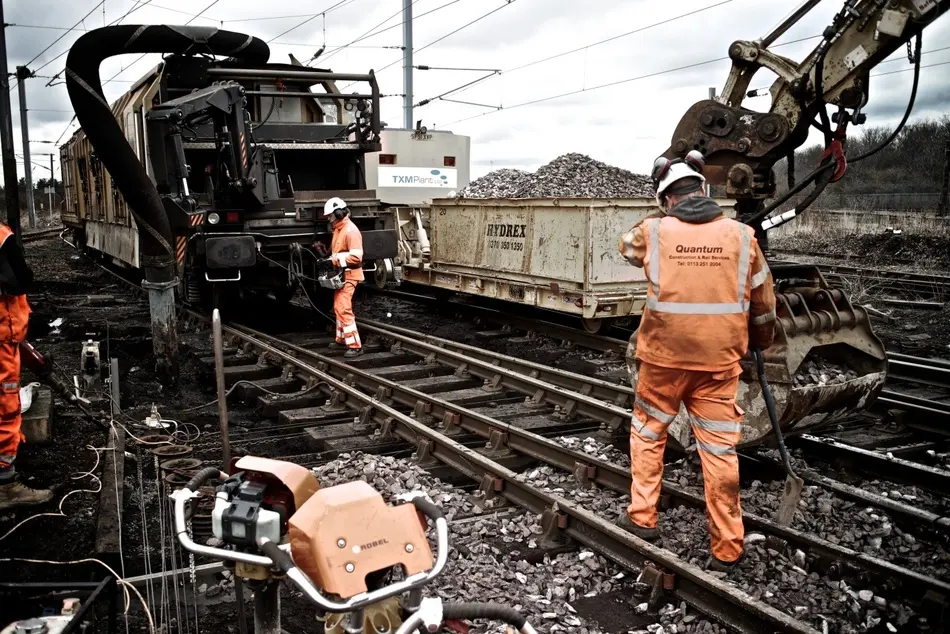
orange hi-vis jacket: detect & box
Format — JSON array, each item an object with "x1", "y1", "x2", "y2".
[
  {"x1": 330, "y1": 216, "x2": 365, "y2": 282},
  {"x1": 0, "y1": 225, "x2": 30, "y2": 343},
  {"x1": 619, "y1": 197, "x2": 776, "y2": 372}
]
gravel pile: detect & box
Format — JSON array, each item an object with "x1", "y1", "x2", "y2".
[
  {"x1": 793, "y1": 357, "x2": 858, "y2": 387},
  {"x1": 459, "y1": 153, "x2": 654, "y2": 199}
]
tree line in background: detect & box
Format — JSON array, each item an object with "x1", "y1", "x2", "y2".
[
  {"x1": 770, "y1": 115, "x2": 949, "y2": 213},
  {"x1": 0, "y1": 177, "x2": 64, "y2": 213},
  {"x1": 0, "y1": 177, "x2": 64, "y2": 229}
]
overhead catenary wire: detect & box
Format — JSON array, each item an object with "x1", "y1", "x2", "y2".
[
  {"x1": 35, "y1": 0, "x2": 159, "y2": 84},
  {"x1": 265, "y1": 0, "x2": 360, "y2": 44},
  {"x1": 438, "y1": 33, "x2": 949, "y2": 128},
  {"x1": 13, "y1": 0, "x2": 157, "y2": 92},
  {"x1": 316, "y1": 0, "x2": 424, "y2": 65},
  {"x1": 319, "y1": 0, "x2": 464, "y2": 66},
  {"x1": 340, "y1": 0, "x2": 518, "y2": 91},
  {"x1": 451, "y1": 0, "x2": 737, "y2": 102}
]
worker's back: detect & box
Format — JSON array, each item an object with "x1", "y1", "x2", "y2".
[{"x1": 635, "y1": 207, "x2": 758, "y2": 373}]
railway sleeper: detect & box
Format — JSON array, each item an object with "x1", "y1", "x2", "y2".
[{"x1": 217, "y1": 323, "x2": 949, "y2": 626}]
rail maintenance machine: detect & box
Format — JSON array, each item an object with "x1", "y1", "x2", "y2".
[{"x1": 61, "y1": 25, "x2": 400, "y2": 378}]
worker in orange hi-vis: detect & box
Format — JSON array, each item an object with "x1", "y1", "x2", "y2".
[
  {"x1": 0, "y1": 222, "x2": 53, "y2": 511},
  {"x1": 616, "y1": 151, "x2": 776, "y2": 572},
  {"x1": 323, "y1": 197, "x2": 365, "y2": 358}
]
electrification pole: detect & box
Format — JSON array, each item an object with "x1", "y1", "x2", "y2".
[
  {"x1": 940, "y1": 134, "x2": 949, "y2": 216},
  {"x1": 49, "y1": 152, "x2": 54, "y2": 224},
  {"x1": 402, "y1": 0, "x2": 413, "y2": 129},
  {"x1": 0, "y1": 4, "x2": 22, "y2": 241},
  {"x1": 16, "y1": 66, "x2": 35, "y2": 228}
]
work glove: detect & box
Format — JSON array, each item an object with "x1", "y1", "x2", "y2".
[{"x1": 313, "y1": 242, "x2": 330, "y2": 257}]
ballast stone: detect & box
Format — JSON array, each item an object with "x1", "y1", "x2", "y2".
[{"x1": 458, "y1": 153, "x2": 653, "y2": 199}]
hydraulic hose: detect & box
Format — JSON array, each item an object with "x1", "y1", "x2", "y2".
[
  {"x1": 64, "y1": 25, "x2": 269, "y2": 285},
  {"x1": 442, "y1": 603, "x2": 529, "y2": 629}
]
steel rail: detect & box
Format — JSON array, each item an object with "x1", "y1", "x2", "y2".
[
  {"x1": 361, "y1": 317, "x2": 635, "y2": 409},
  {"x1": 886, "y1": 353, "x2": 950, "y2": 389},
  {"x1": 355, "y1": 318, "x2": 628, "y2": 431},
  {"x1": 207, "y1": 319, "x2": 817, "y2": 634},
  {"x1": 22, "y1": 227, "x2": 63, "y2": 243},
  {"x1": 369, "y1": 288, "x2": 628, "y2": 354},
  {"x1": 359, "y1": 319, "x2": 950, "y2": 531},
  {"x1": 816, "y1": 263, "x2": 950, "y2": 294},
  {"x1": 224, "y1": 321, "x2": 950, "y2": 607},
  {"x1": 795, "y1": 435, "x2": 950, "y2": 495}
]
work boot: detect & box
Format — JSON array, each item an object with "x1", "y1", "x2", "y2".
[
  {"x1": 0, "y1": 481, "x2": 54, "y2": 511},
  {"x1": 614, "y1": 514, "x2": 660, "y2": 541},
  {"x1": 328, "y1": 341, "x2": 343, "y2": 349},
  {"x1": 705, "y1": 552, "x2": 744, "y2": 573},
  {"x1": 344, "y1": 348, "x2": 364, "y2": 358}
]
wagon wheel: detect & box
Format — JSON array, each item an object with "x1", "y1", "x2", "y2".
[
  {"x1": 581, "y1": 318, "x2": 607, "y2": 334},
  {"x1": 373, "y1": 258, "x2": 394, "y2": 290}
]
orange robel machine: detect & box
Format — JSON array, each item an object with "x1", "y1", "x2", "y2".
[
  {"x1": 625, "y1": 0, "x2": 947, "y2": 451},
  {"x1": 171, "y1": 456, "x2": 539, "y2": 634}
]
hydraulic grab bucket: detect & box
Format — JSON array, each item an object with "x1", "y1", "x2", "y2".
[{"x1": 626, "y1": 264, "x2": 887, "y2": 451}]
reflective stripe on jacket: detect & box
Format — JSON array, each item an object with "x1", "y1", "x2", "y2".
[
  {"x1": 632, "y1": 211, "x2": 775, "y2": 372},
  {"x1": 330, "y1": 217, "x2": 365, "y2": 282},
  {"x1": 0, "y1": 225, "x2": 30, "y2": 343}
]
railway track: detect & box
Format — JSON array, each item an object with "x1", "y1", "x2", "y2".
[
  {"x1": 169, "y1": 308, "x2": 948, "y2": 633},
  {"x1": 70, "y1": 245, "x2": 950, "y2": 632},
  {"x1": 21, "y1": 227, "x2": 64, "y2": 243},
  {"x1": 769, "y1": 251, "x2": 950, "y2": 300},
  {"x1": 878, "y1": 353, "x2": 950, "y2": 436},
  {"x1": 370, "y1": 287, "x2": 950, "y2": 435}
]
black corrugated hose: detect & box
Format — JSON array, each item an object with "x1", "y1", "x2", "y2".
[
  {"x1": 64, "y1": 25, "x2": 269, "y2": 285},
  {"x1": 441, "y1": 603, "x2": 528, "y2": 629}
]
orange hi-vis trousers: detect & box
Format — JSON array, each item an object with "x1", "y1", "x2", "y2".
[
  {"x1": 333, "y1": 281, "x2": 361, "y2": 349},
  {"x1": 0, "y1": 342, "x2": 23, "y2": 481},
  {"x1": 628, "y1": 361, "x2": 744, "y2": 562}
]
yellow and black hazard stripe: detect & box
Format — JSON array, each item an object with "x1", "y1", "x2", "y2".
[
  {"x1": 240, "y1": 131, "x2": 248, "y2": 171},
  {"x1": 189, "y1": 213, "x2": 204, "y2": 227}
]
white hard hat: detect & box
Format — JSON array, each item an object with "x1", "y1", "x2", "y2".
[
  {"x1": 655, "y1": 162, "x2": 706, "y2": 198},
  {"x1": 323, "y1": 196, "x2": 347, "y2": 216},
  {"x1": 652, "y1": 150, "x2": 706, "y2": 199}
]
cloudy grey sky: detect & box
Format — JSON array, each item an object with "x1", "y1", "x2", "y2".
[{"x1": 3, "y1": 0, "x2": 949, "y2": 183}]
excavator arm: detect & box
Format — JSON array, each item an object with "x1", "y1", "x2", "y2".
[
  {"x1": 663, "y1": 0, "x2": 947, "y2": 224},
  {"x1": 648, "y1": 0, "x2": 947, "y2": 450}
]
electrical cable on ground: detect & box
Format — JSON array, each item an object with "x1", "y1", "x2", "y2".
[
  {"x1": 0, "y1": 445, "x2": 103, "y2": 543},
  {"x1": 0, "y1": 557, "x2": 156, "y2": 633}
]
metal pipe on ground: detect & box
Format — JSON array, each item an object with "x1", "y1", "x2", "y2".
[{"x1": 63, "y1": 25, "x2": 270, "y2": 383}]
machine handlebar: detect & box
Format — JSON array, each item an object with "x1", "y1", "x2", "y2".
[{"x1": 169, "y1": 470, "x2": 451, "y2": 614}]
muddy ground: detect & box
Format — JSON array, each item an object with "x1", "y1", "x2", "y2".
[
  {"x1": 0, "y1": 237, "x2": 644, "y2": 634},
  {"x1": 2, "y1": 229, "x2": 947, "y2": 633}
]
